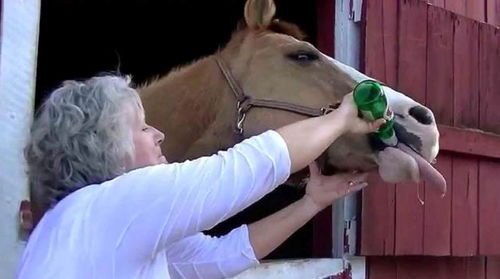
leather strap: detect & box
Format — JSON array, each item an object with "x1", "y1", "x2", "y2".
[{"x1": 215, "y1": 56, "x2": 335, "y2": 135}]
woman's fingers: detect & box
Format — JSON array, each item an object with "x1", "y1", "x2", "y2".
[
  {"x1": 308, "y1": 162, "x2": 320, "y2": 178},
  {"x1": 345, "y1": 172, "x2": 369, "y2": 194},
  {"x1": 347, "y1": 181, "x2": 369, "y2": 193},
  {"x1": 323, "y1": 172, "x2": 369, "y2": 195},
  {"x1": 339, "y1": 92, "x2": 387, "y2": 134},
  {"x1": 305, "y1": 169, "x2": 370, "y2": 210},
  {"x1": 369, "y1": 119, "x2": 387, "y2": 132},
  {"x1": 340, "y1": 172, "x2": 369, "y2": 185}
]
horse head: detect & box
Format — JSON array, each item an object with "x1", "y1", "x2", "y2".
[{"x1": 141, "y1": 0, "x2": 445, "y2": 193}]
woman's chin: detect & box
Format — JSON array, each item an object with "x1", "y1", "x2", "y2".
[{"x1": 159, "y1": 155, "x2": 168, "y2": 164}]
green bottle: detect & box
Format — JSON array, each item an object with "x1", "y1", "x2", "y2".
[{"x1": 353, "y1": 80, "x2": 398, "y2": 146}]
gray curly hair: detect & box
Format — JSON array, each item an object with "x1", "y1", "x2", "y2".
[{"x1": 25, "y1": 75, "x2": 143, "y2": 209}]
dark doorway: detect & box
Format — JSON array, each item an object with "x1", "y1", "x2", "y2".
[{"x1": 36, "y1": 0, "x2": 319, "y2": 259}]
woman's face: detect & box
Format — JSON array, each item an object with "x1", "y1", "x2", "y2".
[{"x1": 127, "y1": 105, "x2": 166, "y2": 170}]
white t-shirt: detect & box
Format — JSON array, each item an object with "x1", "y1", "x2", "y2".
[{"x1": 16, "y1": 130, "x2": 291, "y2": 279}]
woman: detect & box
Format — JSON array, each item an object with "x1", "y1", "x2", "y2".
[{"x1": 18, "y1": 75, "x2": 383, "y2": 279}]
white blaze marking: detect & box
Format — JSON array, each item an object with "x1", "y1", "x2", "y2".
[{"x1": 323, "y1": 54, "x2": 418, "y2": 106}]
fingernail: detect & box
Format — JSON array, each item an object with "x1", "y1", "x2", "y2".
[
  {"x1": 348, "y1": 182, "x2": 368, "y2": 193},
  {"x1": 355, "y1": 182, "x2": 368, "y2": 189}
]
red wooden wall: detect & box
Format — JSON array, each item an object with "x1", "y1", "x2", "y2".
[
  {"x1": 425, "y1": 0, "x2": 500, "y2": 26},
  {"x1": 368, "y1": 256, "x2": 500, "y2": 279},
  {"x1": 361, "y1": 0, "x2": 500, "y2": 258}
]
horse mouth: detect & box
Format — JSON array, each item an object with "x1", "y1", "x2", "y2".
[
  {"x1": 371, "y1": 125, "x2": 447, "y2": 196},
  {"x1": 288, "y1": 123, "x2": 446, "y2": 195},
  {"x1": 368, "y1": 122, "x2": 424, "y2": 156}
]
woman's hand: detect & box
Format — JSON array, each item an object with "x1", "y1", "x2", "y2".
[
  {"x1": 303, "y1": 162, "x2": 369, "y2": 212},
  {"x1": 275, "y1": 92, "x2": 386, "y2": 173},
  {"x1": 247, "y1": 163, "x2": 369, "y2": 259},
  {"x1": 334, "y1": 92, "x2": 386, "y2": 134}
]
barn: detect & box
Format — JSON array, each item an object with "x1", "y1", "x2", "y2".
[
  {"x1": 361, "y1": 0, "x2": 500, "y2": 278},
  {"x1": 0, "y1": 0, "x2": 499, "y2": 278}
]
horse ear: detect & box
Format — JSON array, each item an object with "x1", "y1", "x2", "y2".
[{"x1": 244, "y1": 0, "x2": 276, "y2": 30}]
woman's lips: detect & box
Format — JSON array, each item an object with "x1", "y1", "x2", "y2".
[{"x1": 159, "y1": 155, "x2": 168, "y2": 163}]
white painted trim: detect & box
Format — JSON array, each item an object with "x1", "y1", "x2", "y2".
[
  {"x1": 348, "y1": 256, "x2": 366, "y2": 279},
  {"x1": 352, "y1": 0, "x2": 363, "y2": 22},
  {"x1": 0, "y1": 0, "x2": 41, "y2": 277},
  {"x1": 332, "y1": 0, "x2": 363, "y2": 258},
  {"x1": 334, "y1": 0, "x2": 362, "y2": 70},
  {"x1": 230, "y1": 258, "x2": 366, "y2": 279}
]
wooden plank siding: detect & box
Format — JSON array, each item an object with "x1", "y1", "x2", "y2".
[
  {"x1": 424, "y1": 6, "x2": 453, "y2": 255},
  {"x1": 361, "y1": 0, "x2": 397, "y2": 256},
  {"x1": 446, "y1": 0, "x2": 467, "y2": 15},
  {"x1": 439, "y1": 125, "x2": 500, "y2": 159},
  {"x1": 362, "y1": 0, "x2": 500, "y2": 257},
  {"x1": 467, "y1": 0, "x2": 487, "y2": 22},
  {"x1": 486, "y1": 0, "x2": 500, "y2": 26},
  {"x1": 486, "y1": 257, "x2": 500, "y2": 278},
  {"x1": 395, "y1": 0, "x2": 428, "y2": 255},
  {"x1": 423, "y1": 0, "x2": 499, "y2": 26},
  {"x1": 367, "y1": 257, "x2": 397, "y2": 279},
  {"x1": 451, "y1": 14, "x2": 480, "y2": 256},
  {"x1": 368, "y1": 256, "x2": 500, "y2": 279},
  {"x1": 478, "y1": 22, "x2": 500, "y2": 256}
]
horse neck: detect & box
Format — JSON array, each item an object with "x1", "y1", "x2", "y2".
[{"x1": 140, "y1": 55, "x2": 238, "y2": 162}]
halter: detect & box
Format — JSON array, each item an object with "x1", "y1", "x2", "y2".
[{"x1": 214, "y1": 56, "x2": 336, "y2": 135}]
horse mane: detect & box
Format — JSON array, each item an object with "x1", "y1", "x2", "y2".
[
  {"x1": 236, "y1": 19, "x2": 307, "y2": 40},
  {"x1": 268, "y1": 19, "x2": 307, "y2": 40}
]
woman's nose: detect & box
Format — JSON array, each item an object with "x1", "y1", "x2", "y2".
[{"x1": 154, "y1": 127, "x2": 165, "y2": 144}]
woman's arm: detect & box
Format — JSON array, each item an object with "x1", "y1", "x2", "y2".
[
  {"x1": 166, "y1": 226, "x2": 258, "y2": 279},
  {"x1": 248, "y1": 163, "x2": 369, "y2": 259},
  {"x1": 277, "y1": 93, "x2": 385, "y2": 173},
  {"x1": 162, "y1": 163, "x2": 370, "y2": 279},
  {"x1": 91, "y1": 93, "x2": 380, "y2": 264},
  {"x1": 91, "y1": 130, "x2": 292, "y2": 264},
  {"x1": 248, "y1": 195, "x2": 320, "y2": 259}
]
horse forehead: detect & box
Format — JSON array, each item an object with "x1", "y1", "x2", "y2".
[
  {"x1": 321, "y1": 54, "x2": 418, "y2": 106},
  {"x1": 382, "y1": 86, "x2": 418, "y2": 106},
  {"x1": 245, "y1": 33, "x2": 318, "y2": 60}
]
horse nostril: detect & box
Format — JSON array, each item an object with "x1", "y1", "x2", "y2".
[{"x1": 409, "y1": 106, "x2": 433, "y2": 125}]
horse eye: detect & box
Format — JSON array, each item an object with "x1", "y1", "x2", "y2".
[{"x1": 287, "y1": 51, "x2": 319, "y2": 63}]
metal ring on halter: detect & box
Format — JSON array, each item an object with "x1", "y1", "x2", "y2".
[
  {"x1": 236, "y1": 101, "x2": 247, "y2": 134},
  {"x1": 320, "y1": 107, "x2": 335, "y2": 115}
]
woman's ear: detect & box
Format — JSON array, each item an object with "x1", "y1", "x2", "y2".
[{"x1": 244, "y1": 0, "x2": 276, "y2": 30}]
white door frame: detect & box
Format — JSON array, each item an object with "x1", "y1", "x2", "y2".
[
  {"x1": 332, "y1": 0, "x2": 364, "y2": 258},
  {"x1": 0, "y1": 0, "x2": 40, "y2": 277}
]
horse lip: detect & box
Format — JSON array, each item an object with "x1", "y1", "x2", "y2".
[
  {"x1": 369, "y1": 123, "x2": 430, "y2": 163},
  {"x1": 393, "y1": 122, "x2": 424, "y2": 156}
]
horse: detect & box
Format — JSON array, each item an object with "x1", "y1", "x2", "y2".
[{"x1": 140, "y1": 0, "x2": 445, "y2": 193}]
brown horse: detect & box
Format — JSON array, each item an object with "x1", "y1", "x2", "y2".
[{"x1": 140, "y1": 0, "x2": 445, "y2": 193}]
